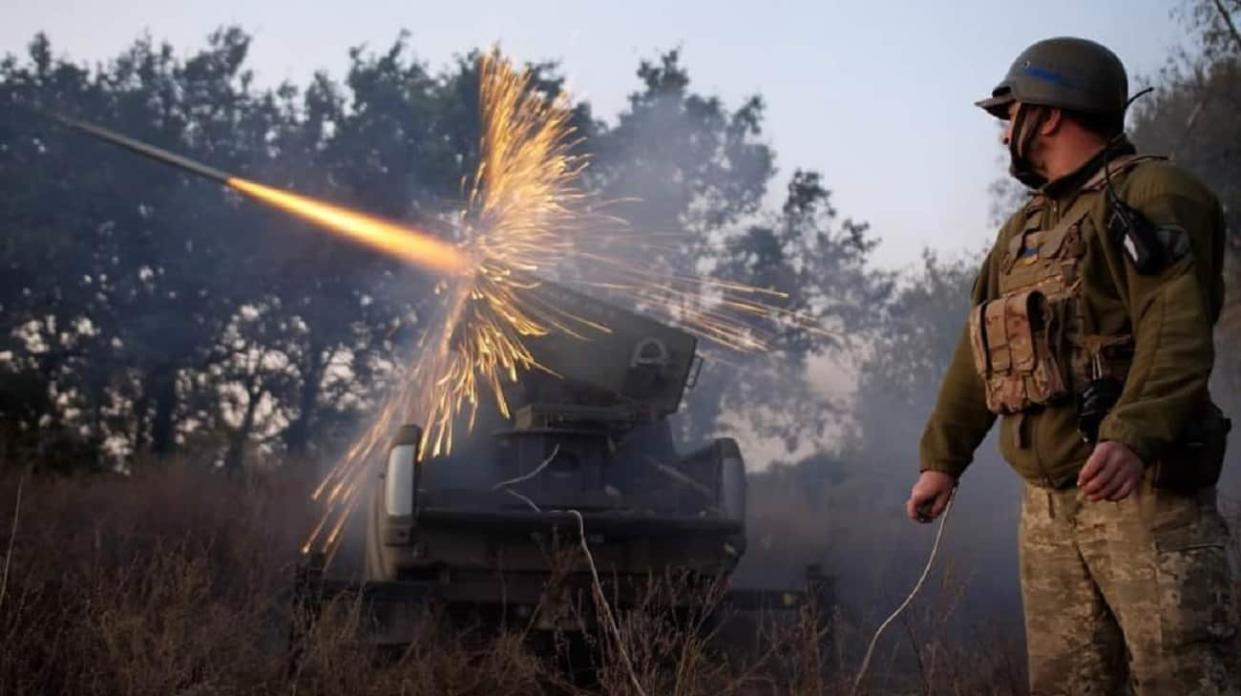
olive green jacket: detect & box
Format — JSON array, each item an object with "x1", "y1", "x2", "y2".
[{"x1": 920, "y1": 147, "x2": 1226, "y2": 487}]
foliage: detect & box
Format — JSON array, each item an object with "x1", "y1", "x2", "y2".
[
  {"x1": 0, "y1": 467, "x2": 1027, "y2": 694},
  {"x1": 1131, "y1": 0, "x2": 1241, "y2": 401},
  {"x1": 0, "y1": 30, "x2": 885, "y2": 473}
]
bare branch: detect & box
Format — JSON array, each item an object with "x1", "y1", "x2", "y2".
[
  {"x1": 0, "y1": 473, "x2": 25, "y2": 613},
  {"x1": 1213, "y1": 0, "x2": 1241, "y2": 53}
]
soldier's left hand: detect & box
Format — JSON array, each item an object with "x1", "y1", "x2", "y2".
[{"x1": 1078, "y1": 441, "x2": 1144, "y2": 502}]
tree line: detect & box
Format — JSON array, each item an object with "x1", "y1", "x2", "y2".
[
  {"x1": 0, "y1": 29, "x2": 883, "y2": 473},
  {"x1": 2, "y1": 0, "x2": 1238, "y2": 477}
]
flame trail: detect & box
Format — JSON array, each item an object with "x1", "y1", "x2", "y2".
[
  {"x1": 227, "y1": 179, "x2": 467, "y2": 274},
  {"x1": 48, "y1": 112, "x2": 468, "y2": 276}
]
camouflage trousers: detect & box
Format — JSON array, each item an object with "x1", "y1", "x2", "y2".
[{"x1": 1020, "y1": 477, "x2": 1238, "y2": 695}]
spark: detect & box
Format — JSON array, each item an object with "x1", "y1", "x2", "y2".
[{"x1": 301, "y1": 51, "x2": 836, "y2": 559}]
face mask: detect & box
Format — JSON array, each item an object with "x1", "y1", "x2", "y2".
[{"x1": 1008, "y1": 104, "x2": 1049, "y2": 189}]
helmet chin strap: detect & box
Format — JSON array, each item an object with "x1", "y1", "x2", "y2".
[{"x1": 1008, "y1": 103, "x2": 1049, "y2": 189}]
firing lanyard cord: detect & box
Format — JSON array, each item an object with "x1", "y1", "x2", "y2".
[
  {"x1": 493, "y1": 458, "x2": 648, "y2": 696},
  {"x1": 490, "y1": 445, "x2": 560, "y2": 491},
  {"x1": 849, "y1": 487, "x2": 957, "y2": 696}
]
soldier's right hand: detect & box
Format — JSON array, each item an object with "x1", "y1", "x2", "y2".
[{"x1": 906, "y1": 471, "x2": 956, "y2": 523}]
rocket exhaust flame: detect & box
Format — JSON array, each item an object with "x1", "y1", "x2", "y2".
[
  {"x1": 226, "y1": 179, "x2": 467, "y2": 274},
  {"x1": 48, "y1": 112, "x2": 468, "y2": 276}
]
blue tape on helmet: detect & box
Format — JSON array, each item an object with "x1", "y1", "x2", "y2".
[{"x1": 1021, "y1": 64, "x2": 1078, "y2": 90}]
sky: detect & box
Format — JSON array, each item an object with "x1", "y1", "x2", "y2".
[{"x1": 3, "y1": 0, "x2": 1191, "y2": 271}]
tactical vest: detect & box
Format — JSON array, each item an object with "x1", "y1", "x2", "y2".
[{"x1": 968, "y1": 155, "x2": 1163, "y2": 414}]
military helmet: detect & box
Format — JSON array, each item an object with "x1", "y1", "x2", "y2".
[{"x1": 976, "y1": 37, "x2": 1128, "y2": 121}]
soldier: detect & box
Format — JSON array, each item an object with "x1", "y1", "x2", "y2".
[{"x1": 906, "y1": 37, "x2": 1236, "y2": 694}]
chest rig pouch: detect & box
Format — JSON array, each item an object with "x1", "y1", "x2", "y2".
[
  {"x1": 969, "y1": 210, "x2": 1083, "y2": 414},
  {"x1": 969, "y1": 157, "x2": 1164, "y2": 416},
  {"x1": 969, "y1": 199, "x2": 1120, "y2": 415},
  {"x1": 968, "y1": 273, "x2": 1072, "y2": 414}
]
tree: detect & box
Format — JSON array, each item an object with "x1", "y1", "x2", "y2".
[
  {"x1": 705, "y1": 170, "x2": 890, "y2": 458},
  {"x1": 586, "y1": 53, "x2": 889, "y2": 463},
  {"x1": 1131, "y1": 0, "x2": 1241, "y2": 403},
  {"x1": 852, "y1": 252, "x2": 978, "y2": 452},
  {"x1": 0, "y1": 32, "x2": 883, "y2": 474},
  {"x1": 0, "y1": 30, "x2": 449, "y2": 469},
  {"x1": 1, "y1": 30, "x2": 267, "y2": 463}
]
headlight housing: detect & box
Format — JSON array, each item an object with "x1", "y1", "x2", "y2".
[{"x1": 383, "y1": 425, "x2": 422, "y2": 517}]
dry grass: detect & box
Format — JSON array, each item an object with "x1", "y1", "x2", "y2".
[{"x1": 0, "y1": 464, "x2": 1032, "y2": 695}]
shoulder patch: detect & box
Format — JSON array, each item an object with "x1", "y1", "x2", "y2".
[{"x1": 1154, "y1": 223, "x2": 1191, "y2": 263}]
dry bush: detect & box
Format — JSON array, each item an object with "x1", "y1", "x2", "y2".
[
  {"x1": 0, "y1": 462, "x2": 1032, "y2": 695},
  {"x1": 0, "y1": 465, "x2": 558, "y2": 695},
  {"x1": 0, "y1": 464, "x2": 305, "y2": 694},
  {"x1": 288, "y1": 603, "x2": 556, "y2": 695},
  {"x1": 840, "y1": 563, "x2": 1025, "y2": 696}
]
